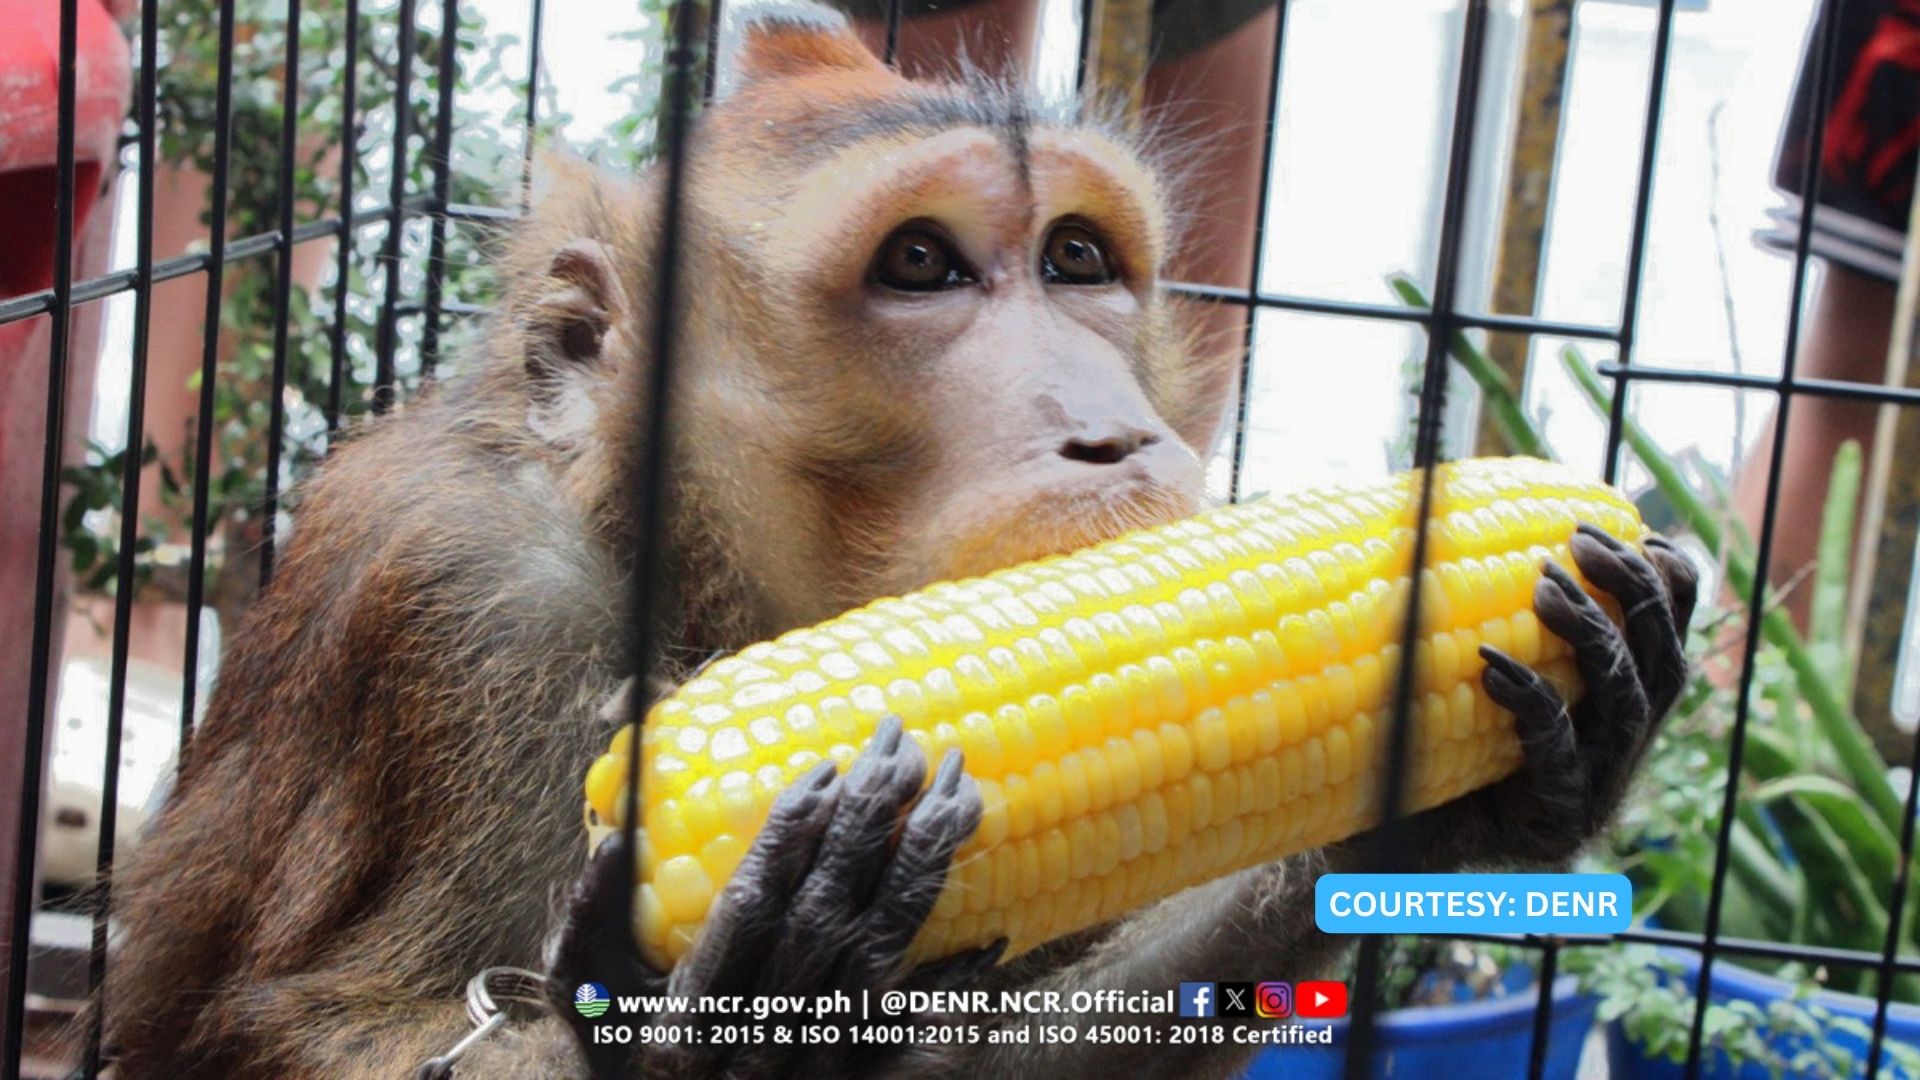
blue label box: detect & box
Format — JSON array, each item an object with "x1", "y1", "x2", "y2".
[
  {"x1": 1178, "y1": 982, "x2": 1217, "y2": 1018},
  {"x1": 1314, "y1": 873, "x2": 1633, "y2": 934}
]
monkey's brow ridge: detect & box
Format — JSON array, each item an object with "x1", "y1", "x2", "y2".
[{"x1": 774, "y1": 86, "x2": 1043, "y2": 169}]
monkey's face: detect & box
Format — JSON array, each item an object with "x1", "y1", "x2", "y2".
[
  {"x1": 807, "y1": 124, "x2": 1203, "y2": 584},
  {"x1": 675, "y1": 17, "x2": 1226, "y2": 627}
]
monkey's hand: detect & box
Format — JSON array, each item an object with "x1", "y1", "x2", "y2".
[
  {"x1": 1358, "y1": 524, "x2": 1698, "y2": 869},
  {"x1": 548, "y1": 714, "x2": 1002, "y2": 1079}
]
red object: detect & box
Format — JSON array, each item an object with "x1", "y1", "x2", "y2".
[
  {"x1": 1294, "y1": 981, "x2": 1349, "y2": 1019},
  {"x1": 0, "y1": 0, "x2": 129, "y2": 315},
  {"x1": 0, "y1": 0, "x2": 129, "y2": 1057}
]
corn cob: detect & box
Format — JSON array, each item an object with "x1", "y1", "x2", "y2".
[{"x1": 583, "y1": 456, "x2": 1644, "y2": 970}]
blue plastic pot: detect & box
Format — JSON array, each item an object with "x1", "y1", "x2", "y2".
[
  {"x1": 1241, "y1": 976, "x2": 1596, "y2": 1079},
  {"x1": 1606, "y1": 948, "x2": 1920, "y2": 1079}
]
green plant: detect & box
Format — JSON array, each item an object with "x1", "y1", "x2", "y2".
[
  {"x1": 61, "y1": 0, "x2": 677, "y2": 623},
  {"x1": 1587, "y1": 946, "x2": 1920, "y2": 1078},
  {"x1": 1392, "y1": 275, "x2": 1920, "y2": 1073}
]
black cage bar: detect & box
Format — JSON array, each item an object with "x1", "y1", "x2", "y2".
[{"x1": 1, "y1": 0, "x2": 1907, "y2": 1077}]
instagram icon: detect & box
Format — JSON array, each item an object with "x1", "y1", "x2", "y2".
[{"x1": 1255, "y1": 981, "x2": 1293, "y2": 1018}]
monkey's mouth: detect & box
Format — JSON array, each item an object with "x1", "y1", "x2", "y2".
[{"x1": 927, "y1": 459, "x2": 1204, "y2": 583}]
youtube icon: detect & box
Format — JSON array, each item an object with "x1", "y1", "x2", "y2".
[{"x1": 1295, "y1": 981, "x2": 1348, "y2": 1019}]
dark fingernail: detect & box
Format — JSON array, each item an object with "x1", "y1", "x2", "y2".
[
  {"x1": 958, "y1": 938, "x2": 1009, "y2": 970},
  {"x1": 1576, "y1": 521, "x2": 1625, "y2": 549},
  {"x1": 1479, "y1": 644, "x2": 1526, "y2": 678},
  {"x1": 1643, "y1": 534, "x2": 1675, "y2": 552},
  {"x1": 1567, "y1": 533, "x2": 1605, "y2": 567},
  {"x1": 804, "y1": 759, "x2": 838, "y2": 790},
  {"x1": 873, "y1": 714, "x2": 904, "y2": 754},
  {"x1": 1534, "y1": 574, "x2": 1562, "y2": 615},
  {"x1": 934, "y1": 748, "x2": 965, "y2": 794},
  {"x1": 1541, "y1": 559, "x2": 1582, "y2": 594}
]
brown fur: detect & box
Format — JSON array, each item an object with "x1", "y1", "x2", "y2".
[{"x1": 105, "y1": 10, "x2": 1227, "y2": 1077}]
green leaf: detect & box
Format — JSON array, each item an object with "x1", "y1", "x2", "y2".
[
  {"x1": 1811, "y1": 438, "x2": 1861, "y2": 694},
  {"x1": 1752, "y1": 774, "x2": 1898, "y2": 889},
  {"x1": 70, "y1": 535, "x2": 99, "y2": 572},
  {"x1": 1388, "y1": 276, "x2": 1553, "y2": 459}
]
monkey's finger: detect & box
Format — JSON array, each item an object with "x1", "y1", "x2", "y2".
[
  {"x1": 761, "y1": 716, "x2": 929, "y2": 996},
  {"x1": 1635, "y1": 534, "x2": 1697, "y2": 703},
  {"x1": 551, "y1": 833, "x2": 657, "y2": 986},
  {"x1": 1482, "y1": 647, "x2": 1580, "y2": 781},
  {"x1": 1535, "y1": 560, "x2": 1653, "y2": 768},
  {"x1": 669, "y1": 759, "x2": 841, "y2": 1002},
  {"x1": 1643, "y1": 535, "x2": 1700, "y2": 648},
  {"x1": 904, "y1": 939, "x2": 1009, "y2": 994},
  {"x1": 1571, "y1": 525, "x2": 1688, "y2": 716},
  {"x1": 1479, "y1": 646, "x2": 1590, "y2": 857},
  {"x1": 849, "y1": 749, "x2": 983, "y2": 984},
  {"x1": 549, "y1": 834, "x2": 658, "y2": 1079}
]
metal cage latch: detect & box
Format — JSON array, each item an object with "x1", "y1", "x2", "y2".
[{"x1": 414, "y1": 966, "x2": 550, "y2": 1080}]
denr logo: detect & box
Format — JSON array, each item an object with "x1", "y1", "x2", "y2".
[
  {"x1": 574, "y1": 982, "x2": 611, "y2": 1019},
  {"x1": 1178, "y1": 981, "x2": 1215, "y2": 1018}
]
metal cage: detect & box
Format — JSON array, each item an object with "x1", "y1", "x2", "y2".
[{"x1": 3, "y1": 0, "x2": 1914, "y2": 1077}]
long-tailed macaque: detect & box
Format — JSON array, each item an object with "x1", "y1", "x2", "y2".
[{"x1": 105, "y1": 5, "x2": 1695, "y2": 1077}]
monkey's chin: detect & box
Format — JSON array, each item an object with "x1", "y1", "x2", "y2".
[{"x1": 930, "y1": 479, "x2": 1202, "y2": 584}]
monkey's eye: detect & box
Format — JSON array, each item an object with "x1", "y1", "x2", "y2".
[
  {"x1": 1042, "y1": 221, "x2": 1117, "y2": 286},
  {"x1": 872, "y1": 225, "x2": 978, "y2": 292}
]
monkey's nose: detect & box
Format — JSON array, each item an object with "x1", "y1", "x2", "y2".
[{"x1": 1058, "y1": 428, "x2": 1159, "y2": 465}]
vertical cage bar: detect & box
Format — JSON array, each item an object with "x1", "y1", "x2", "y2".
[
  {"x1": 1601, "y1": 0, "x2": 1678, "y2": 484},
  {"x1": 80, "y1": 21, "x2": 153, "y2": 1080},
  {"x1": 884, "y1": 0, "x2": 903, "y2": 65},
  {"x1": 618, "y1": 0, "x2": 706, "y2": 925},
  {"x1": 1072, "y1": 0, "x2": 1097, "y2": 97},
  {"x1": 374, "y1": 0, "x2": 421, "y2": 411},
  {"x1": 326, "y1": 0, "x2": 363, "y2": 430},
  {"x1": 1869, "y1": 700, "x2": 1920, "y2": 1072},
  {"x1": 1225, "y1": 2, "x2": 1290, "y2": 502},
  {"x1": 1681, "y1": 1, "x2": 1846, "y2": 1075},
  {"x1": 420, "y1": 0, "x2": 460, "y2": 379},
  {"x1": 4, "y1": 0, "x2": 82, "y2": 1071},
  {"x1": 80, "y1": 0, "x2": 165, "y2": 1065},
  {"x1": 260, "y1": 0, "x2": 306, "y2": 585},
  {"x1": 519, "y1": 0, "x2": 545, "y2": 207},
  {"x1": 1344, "y1": 2, "x2": 1492, "y2": 1075},
  {"x1": 178, "y1": 0, "x2": 240, "y2": 755},
  {"x1": 1525, "y1": 939, "x2": 1560, "y2": 1079},
  {"x1": 702, "y1": 0, "x2": 725, "y2": 99}
]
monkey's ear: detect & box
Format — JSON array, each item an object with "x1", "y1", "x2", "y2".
[
  {"x1": 522, "y1": 239, "x2": 625, "y2": 376},
  {"x1": 723, "y1": 2, "x2": 883, "y2": 92},
  {"x1": 519, "y1": 239, "x2": 628, "y2": 447}
]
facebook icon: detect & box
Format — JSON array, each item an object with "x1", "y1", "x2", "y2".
[{"x1": 1178, "y1": 982, "x2": 1216, "y2": 1018}]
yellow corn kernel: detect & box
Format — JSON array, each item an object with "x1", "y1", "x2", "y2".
[{"x1": 584, "y1": 457, "x2": 1641, "y2": 970}]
